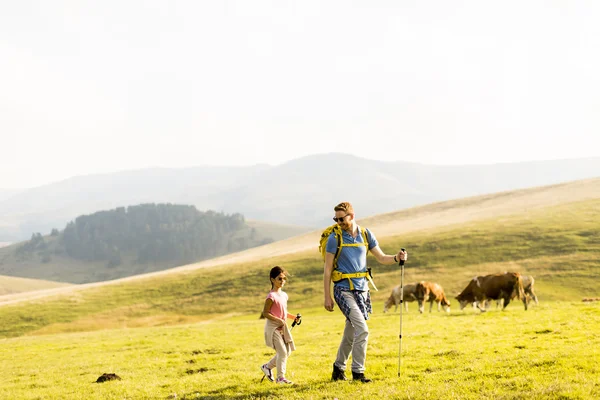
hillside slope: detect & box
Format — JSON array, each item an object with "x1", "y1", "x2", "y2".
[
  {"x1": 0, "y1": 178, "x2": 598, "y2": 338},
  {"x1": 2, "y1": 177, "x2": 598, "y2": 305},
  {"x1": 0, "y1": 214, "x2": 310, "y2": 285},
  {"x1": 0, "y1": 275, "x2": 71, "y2": 296}
]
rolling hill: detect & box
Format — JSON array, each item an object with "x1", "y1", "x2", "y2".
[
  {"x1": 1, "y1": 154, "x2": 599, "y2": 241},
  {"x1": 0, "y1": 210, "x2": 310, "y2": 285},
  {"x1": 0, "y1": 275, "x2": 71, "y2": 296},
  {"x1": 0, "y1": 177, "x2": 598, "y2": 338}
]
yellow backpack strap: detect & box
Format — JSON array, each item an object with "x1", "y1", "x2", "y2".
[
  {"x1": 331, "y1": 270, "x2": 369, "y2": 290},
  {"x1": 361, "y1": 227, "x2": 378, "y2": 290},
  {"x1": 339, "y1": 226, "x2": 369, "y2": 250},
  {"x1": 332, "y1": 225, "x2": 342, "y2": 267},
  {"x1": 366, "y1": 268, "x2": 378, "y2": 291},
  {"x1": 331, "y1": 271, "x2": 378, "y2": 291},
  {"x1": 361, "y1": 227, "x2": 369, "y2": 251}
]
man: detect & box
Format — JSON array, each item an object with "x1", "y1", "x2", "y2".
[{"x1": 323, "y1": 201, "x2": 407, "y2": 383}]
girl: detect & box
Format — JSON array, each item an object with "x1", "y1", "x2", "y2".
[{"x1": 260, "y1": 266, "x2": 301, "y2": 385}]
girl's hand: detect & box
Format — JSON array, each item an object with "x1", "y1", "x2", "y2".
[{"x1": 278, "y1": 318, "x2": 286, "y2": 327}]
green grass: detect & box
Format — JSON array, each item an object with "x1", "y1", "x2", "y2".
[
  {"x1": 0, "y1": 198, "x2": 599, "y2": 338},
  {"x1": 1, "y1": 301, "x2": 599, "y2": 399},
  {"x1": 1, "y1": 195, "x2": 599, "y2": 398}
]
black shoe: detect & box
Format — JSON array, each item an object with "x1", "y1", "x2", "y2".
[
  {"x1": 332, "y1": 363, "x2": 348, "y2": 381},
  {"x1": 352, "y1": 371, "x2": 372, "y2": 383}
]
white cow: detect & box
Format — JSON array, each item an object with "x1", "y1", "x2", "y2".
[{"x1": 383, "y1": 283, "x2": 417, "y2": 313}]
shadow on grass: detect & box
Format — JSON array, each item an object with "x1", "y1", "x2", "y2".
[
  {"x1": 379, "y1": 310, "x2": 492, "y2": 318},
  {"x1": 175, "y1": 379, "x2": 348, "y2": 399}
]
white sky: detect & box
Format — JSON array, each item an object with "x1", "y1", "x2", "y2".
[{"x1": 1, "y1": 1, "x2": 599, "y2": 189}]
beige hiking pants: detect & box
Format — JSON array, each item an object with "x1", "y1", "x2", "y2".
[{"x1": 266, "y1": 329, "x2": 291, "y2": 379}]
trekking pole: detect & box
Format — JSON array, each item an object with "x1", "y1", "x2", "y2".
[{"x1": 397, "y1": 248, "x2": 406, "y2": 378}]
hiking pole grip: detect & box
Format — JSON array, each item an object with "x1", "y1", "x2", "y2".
[
  {"x1": 291, "y1": 313, "x2": 302, "y2": 328},
  {"x1": 399, "y1": 248, "x2": 406, "y2": 266}
]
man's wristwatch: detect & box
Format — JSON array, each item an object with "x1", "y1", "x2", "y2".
[{"x1": 394, "y1": 255, "x2": 398, "y2": 263}]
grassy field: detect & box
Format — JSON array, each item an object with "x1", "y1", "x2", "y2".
[
  {"x1": 0, "y1": 198, "x2": 598, "y2": 339},
  {"x1": 1, "y1": 183, "x2": 599, "y2": 399},
  {"x1": 1, "y1": 301, "x2": 598, "y2": 399}
]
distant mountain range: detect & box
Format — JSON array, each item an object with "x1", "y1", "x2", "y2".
[
  {"x1": 0, "y1": 189, "x2": 22, "y2": 203},
  {"x1": 1, "y1": 153, "x2": 600, "y2": 241}
]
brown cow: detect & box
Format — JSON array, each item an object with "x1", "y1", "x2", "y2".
[
  {"x1": 383, "y1": 283, "x2": 417, "y2": 313},
  {"x1": 488, "y1": 275, "x2": 538, "y2": 309},
  {"x1": 414, "y1": 281, "x2": 451, "y2": 313},
  {"x1": 456, "y1": 272, "x2": 527, "y2": 312}
]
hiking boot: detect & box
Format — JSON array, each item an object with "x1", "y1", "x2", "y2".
[
  {"x1": 352, "y1": 371, "x2": 372, "y2": 383},
  {"x1": 276, "y1": 377, "x2": 294, "y2": 384},
  {"x1": 332, "y1": 363, "x2": 348, "y2": 381},
  {"x1": 260, "y1": 364, "x2": 274, "y2": 382}
]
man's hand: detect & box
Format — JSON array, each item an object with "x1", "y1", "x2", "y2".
[
  {"x1": 324, "y1": 297, "x2": 335, "y2": 312},
  {"x1": 397, "y1": 249, "x2": 408, "y2": 262}
]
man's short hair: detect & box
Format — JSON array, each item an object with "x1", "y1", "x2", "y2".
[{"x1": 334, "y1": 202, "x2": 354, "y2": 214}]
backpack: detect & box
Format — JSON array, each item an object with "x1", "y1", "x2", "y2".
[{"x1": 319, "y1": 224, "x2": 377, "y2": 290}]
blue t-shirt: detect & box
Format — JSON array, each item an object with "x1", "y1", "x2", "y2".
[{"x1": 326, "y1": 226, "x2": 378, "y2": 291}]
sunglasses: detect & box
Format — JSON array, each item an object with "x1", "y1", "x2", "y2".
[{"x1": 332, "y1": 214, "x2": 349, "y2": 223}]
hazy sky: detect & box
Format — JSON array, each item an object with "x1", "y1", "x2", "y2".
[{"x1": 1, "y1": 1, "x2": 599, "y2": 189}]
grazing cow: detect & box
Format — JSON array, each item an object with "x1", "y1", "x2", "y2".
[
  {"x1": 489, "y1": 275, "x2": 538, "y2": 308},
  {"x1": 414, "y1": 281, "x2": 451, "y2": 313},
  {"x1": 383, "y1": 283, "x2": 417, "y2": 313},
  {"x1": 456, "y1": 272, "x2": 526, "y2": 312},
  {"x1": 522, "y1": 275, "x2": 539, "y2": 305}
]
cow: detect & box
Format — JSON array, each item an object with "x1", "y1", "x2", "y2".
[
  {"x1": 522, "y1": 275, "x2": 539, "y2": 305},
  {"x1": 414, "y1": 281, "x2": 451, "y2": 313},
  {"x1": 455, "y1": 272, "x2": 527, "y2": 312},
  {"x1": 488, "y1": 275, "x2": 538, "y2": 309},
  {"x1": 383, "y1": 283, "x2": 417, "y2": 313}
]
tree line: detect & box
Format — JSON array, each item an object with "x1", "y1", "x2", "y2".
[{"x1": 19, "y1": 203, "x2": 271, "y2": 267}]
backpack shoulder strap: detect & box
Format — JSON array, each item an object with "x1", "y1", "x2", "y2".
[
  {"x1": 358, "y1": 225, "x2": 370, "y2": 253},
  {"x1": 332, "y1": 225, "x2": 343, "y2": 267}
]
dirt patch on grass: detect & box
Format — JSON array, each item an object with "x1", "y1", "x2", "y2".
[{"x1": 96, "y1": 373, "x2": 121, "y2": 383}]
